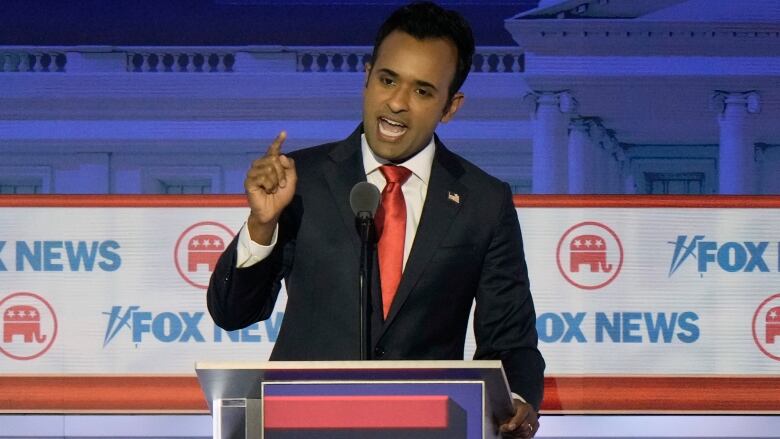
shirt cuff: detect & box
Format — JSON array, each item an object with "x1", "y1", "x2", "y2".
[
  {"x1": 511, "y1": 393, "x2": 527, "y2": 404},
  {"x1": 236, "y1": 221, "x2": 278, "y2": 268}
]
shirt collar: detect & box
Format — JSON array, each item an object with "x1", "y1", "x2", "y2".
[{"x1": 361, "y1": 134, "x2": 435, "y2": 185}]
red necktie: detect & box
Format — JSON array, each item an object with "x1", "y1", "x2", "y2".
[{"x1": 375, "y1": 165, "x2": 412, "y2": 319}]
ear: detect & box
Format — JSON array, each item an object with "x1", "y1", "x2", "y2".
[
  {"x1": 363, "y1": 62, "x2": 372, "y2": 88},
  {"x1": 440, "y1": 92, "x2": 465, "y2": 123}
]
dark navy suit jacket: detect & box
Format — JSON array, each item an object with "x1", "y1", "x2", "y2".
[{"x1": 207, "y1": 126, "x2": 545, "y2": 409}]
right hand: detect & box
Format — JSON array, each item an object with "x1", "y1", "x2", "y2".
[{"x1": 244, "y1": 131, "x2": 297, "y2": 244}]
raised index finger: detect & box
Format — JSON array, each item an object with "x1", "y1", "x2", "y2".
[{"x1": 266, "y1": 131, "x2": 287, "y2": 157}]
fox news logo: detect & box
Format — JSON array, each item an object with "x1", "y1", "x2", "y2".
[
  {"x1": 537, "y1": 311, "x2": 699, "y2": 344},
  {"x1": 102, "y1": 306, "x2": 282, "y2": 346},
  {"x1": 668, "y1": 235, "x2": 779, "y2": 277},
  {"x1": 0, "y1": 240, "x2": 121, "y2": 272}
]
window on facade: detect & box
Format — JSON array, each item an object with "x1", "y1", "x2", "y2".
[
  {"x1": 0, "y1": 178, "x2": 43, "y2": 194},
  {"x1": 158, "y1": 179, "x2": 212, "y2": 194},
  {"x1": 644, "y1": 172, "x2": 704, "y2": 195}
]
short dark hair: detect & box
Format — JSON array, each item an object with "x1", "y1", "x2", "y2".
[{"x1": 371, "y1": 1, "x2": 475, "y2": 100}]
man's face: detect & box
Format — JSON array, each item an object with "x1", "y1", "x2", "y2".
[{"x1": 363, "y1": 30, "x2": 464, "y2": 162}]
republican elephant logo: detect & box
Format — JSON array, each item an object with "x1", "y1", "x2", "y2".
[
  {"x1": 187, "y1": 234, "x2": 225, "y2": 272},
  {"x1": 3, "y1": 304, "x2": 47, "y2": 343},
  {"x1": 569, "y1": 234, "x2": 613, "y2": 273},
  {"x1": 0, "y1": 292, "x2": 58, "y2": 361},
  {"x1": 556, "y1": 222, "x2": 624, "y2": 290},
  {"x1": 752, "y1": 294, "x2": 780, "y2": 362},
  {"x1": 174, "y1": 221, "x2": 234, "y2": 289}
]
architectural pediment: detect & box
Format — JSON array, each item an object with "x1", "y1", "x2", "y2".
[{"x1": 507, "y1": 0, "x2": 780, "y2": 56}]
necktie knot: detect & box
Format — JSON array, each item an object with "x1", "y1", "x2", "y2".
[{"x1": 380, "y1": 165, "x2": 412, "y2": 185}]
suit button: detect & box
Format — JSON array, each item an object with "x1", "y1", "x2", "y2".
[{"x1": 374, "y1": 347, "x2": 385, "y2": 359}]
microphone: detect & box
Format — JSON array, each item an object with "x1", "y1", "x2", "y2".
[
  {"x1": 349, "y1": 181, "x2": 380, "y2": 361},
  {"x1": 350, "y1": 181, "x2": 380, "y2": 220}
]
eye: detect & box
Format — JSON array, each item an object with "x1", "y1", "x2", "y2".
[
  {"x1": 416, "y1": 88, "x2": 430, "y2": 97},
  {"x1": 381, "y1": 76, "x2": 395, "y2": 86}
]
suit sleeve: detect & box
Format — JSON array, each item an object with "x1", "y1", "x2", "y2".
[
  {"x1": 472, "y1": 183, "x2": 545, "y2": 411},
  {"x1": 207, "y1": 209, "x2": 297, "y2": 331}
]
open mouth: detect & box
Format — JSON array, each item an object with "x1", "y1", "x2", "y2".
[{"x1": 378, "y1": 117, "x2": 408, "y2": 139}]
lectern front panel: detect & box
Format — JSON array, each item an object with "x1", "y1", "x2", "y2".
[{"x1": 261, "y1": 381, "x2": 485, "y2": 439}]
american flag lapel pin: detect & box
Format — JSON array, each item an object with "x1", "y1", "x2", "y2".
[{"x1": 447, "y1": 191, "x2": 461, "y2": 204}]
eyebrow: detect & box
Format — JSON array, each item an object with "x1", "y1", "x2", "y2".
[{"x1": 377, "y1": 68, "x2": 439, "y2": 92}]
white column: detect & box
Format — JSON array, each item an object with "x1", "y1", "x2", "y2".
[
  {"x1": 620, "y1": 145, "x2": 637, "y2": 194},
  {"x1": 713, "y1": 91, "x2": 761, "y2": 194},
  {"x1": 755, "y1": 145, "x2": 767, "y2": 195},
  {"x1": 568, "y1": 117, "x2": 592, "y2": 194},
  {"x1": 603, "y1": 137, "x2": 623, "y2": 194},
  {"x1": 606, "y1": 148, "x2": 620, "y2": 194},
  {"x1": 596, "y1": 144, "x2": 610, "y2": 193},
  {"x1": 530, "y1": 91, "x2": 576, "y2": 194},
  {"x1": 614, "y1": 148, "x2": 629, "y2": 194},
  {"x1": 589, "y1": 124, "x2": 608, "y2": 193}
]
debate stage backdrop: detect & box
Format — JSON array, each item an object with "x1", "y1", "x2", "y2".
[
  {"x1": 2, "y1": 0, "x2": 780, "y2": 437},
  {"x1": 1, "y1": 195, "x2": 778, "y2": 415}
]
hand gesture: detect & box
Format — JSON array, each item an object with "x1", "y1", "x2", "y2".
[{"x1": 244, "y1": 131, "x2": 297, "y2": 244}]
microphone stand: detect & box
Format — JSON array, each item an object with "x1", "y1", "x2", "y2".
[
  {"x1": 351, "y1": 180, "x2": 380, "y2": 361},
  {"x1": 356, "y1": 213, "x2": 373, "y2": 360}
]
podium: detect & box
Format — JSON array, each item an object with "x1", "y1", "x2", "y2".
[{"x1": 196, "y1": 360, "x2": 515, "y2": 439}]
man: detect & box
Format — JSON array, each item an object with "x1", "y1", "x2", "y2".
[{"x1": 207, "y1": 2, "x2": 544, "y2": 437}]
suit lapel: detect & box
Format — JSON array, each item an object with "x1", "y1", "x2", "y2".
[
  {"x1": 323, "y1": 126, "x2": 387, "y2": 345},
  {"x1": 380, "y1": 140, "x2": 466, "y2": 333},
  {"x1": 322, "y1": 127, "x2": 366, "y2": 255}
]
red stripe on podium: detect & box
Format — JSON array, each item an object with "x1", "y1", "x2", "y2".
[
  {"x1": 1, "y1": 376, "x2": 779, "y2": 413},
  {"x1": 0, "y1": 376, "x2": 207, "y2": 412},
  {"x1": 543, "y1": 376, "x2": 780, "y2": 412},
  {"x1": 263, "y1": 395, "x2": 450, "y2": 429}
]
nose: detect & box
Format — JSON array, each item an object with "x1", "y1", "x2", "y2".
[{"x1": 386, "y1": 86, "x2": 409, "y2": 113}]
